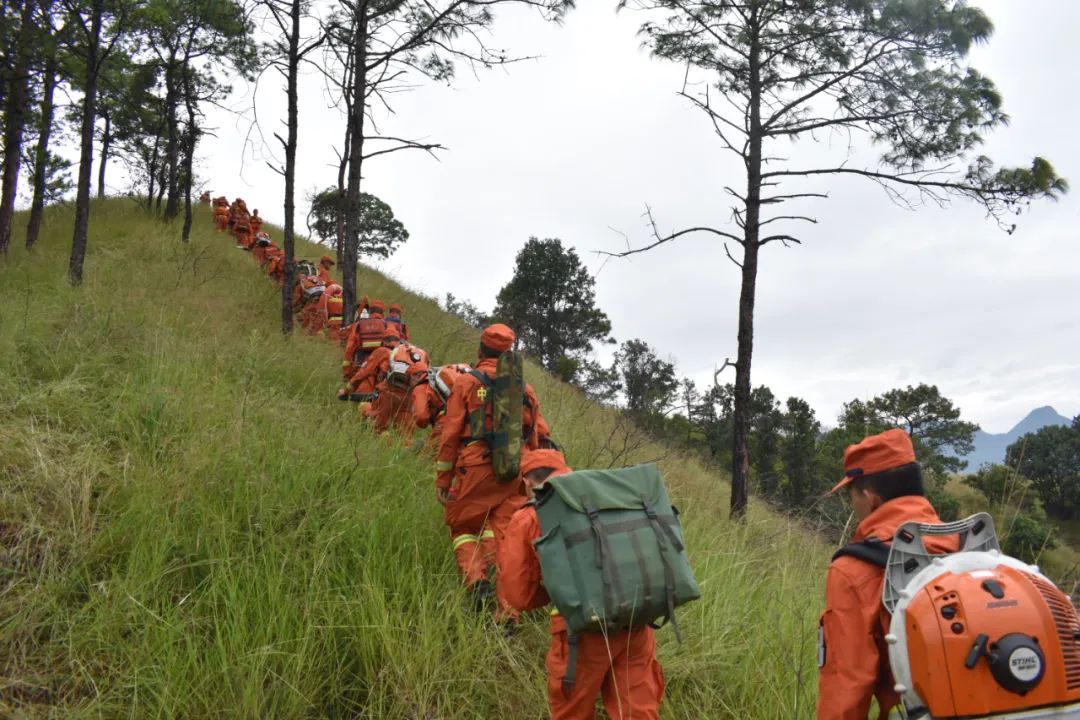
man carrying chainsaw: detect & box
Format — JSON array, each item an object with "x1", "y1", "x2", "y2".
[
  {"x1": 434, "y1": 323, "x2": 545, "y2": 614},
  {"x1": 498, "y1": 449, "x2": 667, "y2": 720},
  {"x1": 818, "y1": 428, "x2": 957, "y2": 720}
]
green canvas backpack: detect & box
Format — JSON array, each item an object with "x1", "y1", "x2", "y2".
[
  {"x1": 466, "y1": 350, "x2": 525, "y2": 482},
  {"x1": 533, "y1": 463, "x2": 700, "y2": 691},
  {"x1": 533, "y1": 463, "x2": 700, "y2": 631}
]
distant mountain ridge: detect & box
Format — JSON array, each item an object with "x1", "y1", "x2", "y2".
[{"x1": 963, "y1": 406, "x2": 1072, "y2": 470}]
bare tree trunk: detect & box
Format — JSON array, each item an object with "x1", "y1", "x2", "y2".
[
  {"x1": 26, "y1": 45, "x2": 57, "y2": 249},
  {"x1": 97, "y1": 109, "x2": 110, "y2": 198},
  {"x1": 0, "y1": 0, "x2": 37, "y2": 254},
  {"x1": 155, "y1": 159, "x2": 167, "y2": 212},
  {"x1": 342, "y1": 0, "x2": 369, "y2": 322},
  {"x1": 180, "y1": 69, "x2": 196, "y2": 243},
  {"x1": 730, "y1": 10, "x2": 762, "y2": 520},
  {"x1": 163, "y1": 58, "x2": 180, "y2": 220},
  {"x1": 69, "y1": 0, "x2": 104, "y2": 285},
  {"x1": 281, "y1": 0, "x2": 301, "y2": 334},
  {"x1": 146, "y1": 134, "x2": 160, "y2": 211},
  {"x1": 335, "y1": 122, "x2": 350, "y2": 267}
]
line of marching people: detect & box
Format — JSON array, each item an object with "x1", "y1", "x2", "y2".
[
  {"x1": 207, "y1": 193, "x2": 345, "y2": 340},
  {"x1": 204, "y1": 194, "x2": 672, "y2": 719}
]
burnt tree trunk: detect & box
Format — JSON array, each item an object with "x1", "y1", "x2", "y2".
[
  {"x1": 335, "y1": 123, "x2": 350, "y2": 267},
  {"x1": 0, "y1": 0, "x2": 37, "y2": 254},
  {"x1": 26, "y1": 43, "x2": 58, "y2": 249},
  {"x1": 163, "y1": 57, "x2": 180, "y2": 220},
  {"x1": 146, "y1": 133, "x2": 160, "y2": 211},
  {"x1": 280, "y1": 0, "x2": 302, "y2": 334},
  {"x1": 96, "y1": 108, "x2": 110, "y2": 198},
  {"x1": 69, "y1": 0, "x2": 104, "y2": 285},
  {"x1": 729, "y1": 8, "x2": 763, "y2": 520},
  {"x1": 342, "y1": 0, "x2": 369, "y2": 322},
  {"x1": 180, "y1": 69, "x2": 196, "y2": 243}
]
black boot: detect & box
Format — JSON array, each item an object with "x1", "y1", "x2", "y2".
[{"x1": 469, "y1": 579, "x2": 495, "y2": 611}]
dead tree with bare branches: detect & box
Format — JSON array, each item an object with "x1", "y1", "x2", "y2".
[{"x1": 610, "y1": 0, "x2": 1067, "y2": 519}]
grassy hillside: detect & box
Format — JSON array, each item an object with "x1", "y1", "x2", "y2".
[{"x1": 1, "y1": 198, "x2": 830, "y2": 718}]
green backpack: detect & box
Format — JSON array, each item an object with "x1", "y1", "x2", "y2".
[
  {"x1": 467, "y1": 350, "x2": 524, "y2": 482},
  {"x1": 533, "y1": 464, "x2": 700, "y2": 669}
]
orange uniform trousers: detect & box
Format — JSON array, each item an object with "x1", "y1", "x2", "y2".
[
  {"x1": 443, "y1": 464, "x2": 525, "y2": 596},
  {"x1": 364, "y1": 383, "x2": 409, "y2": 434},
  {"x1": 213, "y1": 210, "x2": 229, "y2": 231},
  {"x1": 547, "y1": 628, "x2": 664, "y2": 720}
]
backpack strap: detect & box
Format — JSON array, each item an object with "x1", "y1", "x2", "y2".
[
  {"x1": 831, "y1": 538, "x2": 890, "y2": 568},
  {"x1": 583, "y1": 499, "x2": 626, "y2": 624},
  {"x1": 644, "y1": 501, "x2": 683, "y2": 643},
  {"x1": 561, "y1": 634, "x2": 580, "y2": 697},
  {"x1": 465, "y1": 371, "x2": 494, "y2": 446}
]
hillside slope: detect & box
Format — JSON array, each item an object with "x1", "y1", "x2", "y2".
[{"x1": 1, "y1": 199, "x2": 829, "y2": 718}]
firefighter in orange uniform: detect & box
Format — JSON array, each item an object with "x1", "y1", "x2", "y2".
[
  {"x1": 346, "y1": 324, "x2": 400, "y2": 399},
  {"x1": 249, "y1": 209, "x2": 263, "y2": 241},
  {"x1": 818, "y1": 429, "x2": 957, "y2": 720},
  {"x1": 434, "y1": 323, "x2": 545, "y2": 611},
  {"x1": 213, "y1": 197, "x2": 230, "y2": 232},
  {"x1": 232, "y1": 200, "x2": 252, "y2": 249},
  {"x1": 317, "y1": 255, "x2": 335, "y2": 284},
  {"x1": 498, "y1": 449, "x2": 665, "y2": 720},
  {"x1": 340, "y1": 299, "x2": 386, "y2": 385},
  {"x1": 322, "y1": 283, "x2": 345, "y2": 342},
  {"x1": 265, "y1": 248, "x2": 286, "y2": 285},
  {"x1": 251, "y1": 232, "x2": 273, "y2": 266},
  {"x1": 304, "y1": 282, "x2": 343, "y2": 337},
  {"x1": 364, "y1": 343, "x2": 429, "y2": 434},
  {"x1": 386, "y1": 302, "x2": 409, "y2": 341}
]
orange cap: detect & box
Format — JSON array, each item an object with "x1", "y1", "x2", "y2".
[
  {"x1": 369, "y1": 299, "x2": 386, "y2": 314},
  {"x1": 520, "y1": 449, "x2": 570, "y2": 478},
  {"x1": 383, "y1": 324, "x2": 401, "y2": 340},
  {"x1": 831, "y1": 428, "x2": 917, "y2": 494},
  {"x1": 320, "y1": 255, "x2": 335, "y2": 266},
  {"x1": 481, "y1": 323, "x2": 515, "y2": 353},
  {"x1": 389, "y1": 303, "x2": 403, "y2": 314}
]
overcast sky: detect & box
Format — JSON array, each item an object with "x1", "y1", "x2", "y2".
[{"x1": 187, "y1": 0, "x2": 1079, "y2": 433}]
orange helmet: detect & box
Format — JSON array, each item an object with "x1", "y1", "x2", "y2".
[{"x1": 324, "y1": 282, "x2": 343, "y2": 297}]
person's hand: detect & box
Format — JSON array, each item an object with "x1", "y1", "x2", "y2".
[{"x1": 436, "y1": 487, "x2": 452, "y2": 506}]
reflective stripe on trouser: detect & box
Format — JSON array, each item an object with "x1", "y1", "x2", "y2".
[{"x1": 450, "y1": 528, "x2": 496, "y2": 586}]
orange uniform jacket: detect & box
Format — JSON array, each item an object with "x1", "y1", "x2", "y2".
[
  {"x1": 818, "y1": 496, "x2": 958, "y2": 720},
  {"x1": 435, "y1": 358, "x2": 544, "y2": 493}
]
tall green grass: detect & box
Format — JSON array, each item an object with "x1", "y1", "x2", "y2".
[{"x1": 1, "y1": 198, "x2": 828, "y2": 718}]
